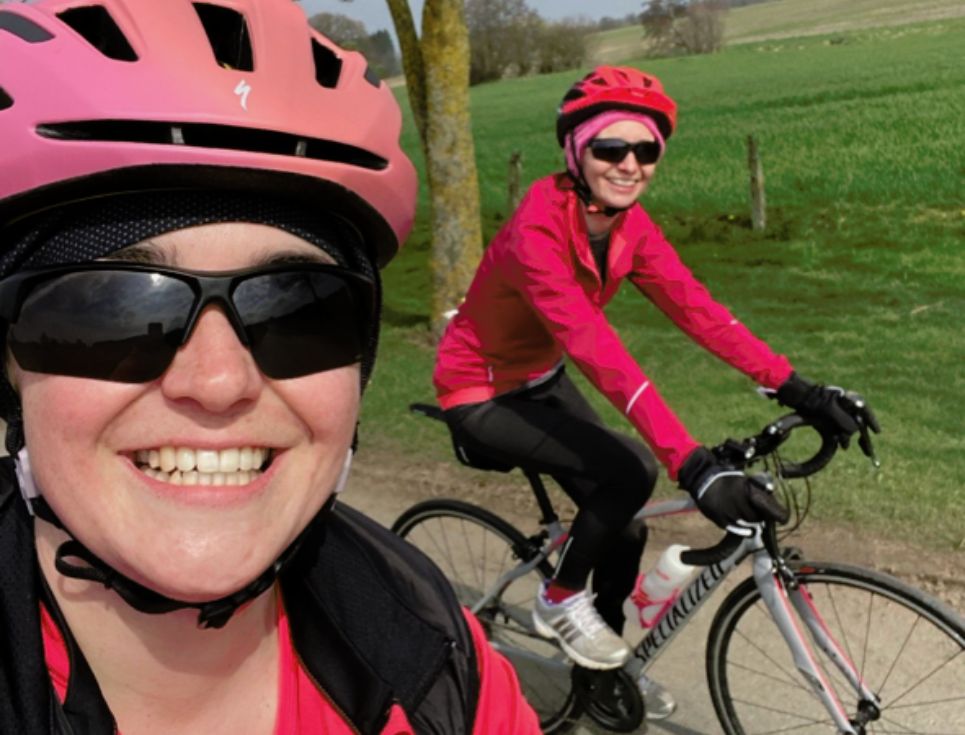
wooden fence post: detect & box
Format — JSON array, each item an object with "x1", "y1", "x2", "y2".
[
  {"x1": 508, "y1": 151, "x2": 523, "y2": 212},
  {"x1": 747, "y1": 135, "x2": 766, "y2": 232}
]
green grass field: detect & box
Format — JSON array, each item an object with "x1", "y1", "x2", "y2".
[
  {"x1": 364, "y1": 17, "x2": 965, "y2": 550},
  {"x1": 587, "y1": 0, "x2": 965, "y2": 63}
]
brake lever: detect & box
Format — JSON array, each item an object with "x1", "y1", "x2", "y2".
[
  {"x1": 749, "y1": 471, "x2": 776, "y2": 492},
  {"x1": 845, "y1": 394, "x2": 881, "y2": 468},
  {"x1": 858, "y1": 420, "x2": 880, "y2": 469},
  {"x1": 713, "y1": 437, "x2": 757, "y2": 467}
]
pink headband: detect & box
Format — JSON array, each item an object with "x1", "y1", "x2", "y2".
[{"x1": 564, "y1": 110, "x2": 666, "y2": 177}]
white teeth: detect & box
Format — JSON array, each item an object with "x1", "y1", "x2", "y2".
[
  {"x1": 136, "y1": 446, "x2": 271, "y2": 487},
  {"x1": 219, "y1": 448, "x2": 240, "y2": 473},
  {"x1": 239, "y1": 447, "x2": 254, "y2": 471},
  {"x1": 196, "y1": 450, "x2": 219, "y2": 474},
  {"x1": 160, "y1": 446, "x2": 177, "y2": 473},
  {"x1": 176, "y1": 448, "x2": 195, "y2": 472}
]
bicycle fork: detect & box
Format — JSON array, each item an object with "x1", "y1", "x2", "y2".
[{"x1": 753, "y1": 553, "x2": 881, "y2": 734}]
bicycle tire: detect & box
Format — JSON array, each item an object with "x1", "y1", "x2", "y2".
[
  {"x1": 392, "y1": 499, "x2": 579, "y2": 733},
  {"x1": 707, "y1": 560, "x2": 965, "y2": 734}
]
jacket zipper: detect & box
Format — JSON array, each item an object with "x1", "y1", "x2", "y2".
[{"x1": 292, "y1": 647, "x2": 365, "y2": 735}]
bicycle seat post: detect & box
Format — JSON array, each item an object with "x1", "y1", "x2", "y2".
[{"x1": 523, "y1": 470, "x2": 560, "y2": 528}]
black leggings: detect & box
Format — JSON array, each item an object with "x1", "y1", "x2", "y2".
[{"x1": 444, "y1": 368, "x2": 659, "y2": 633}]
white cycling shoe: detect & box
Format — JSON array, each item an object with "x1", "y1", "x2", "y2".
[
  {"x1": 637, "y1": 672, "x2": 677, "y2": 721},
  {"x1": 532, "y1": 586, "x2": 631, "y2": 670}
]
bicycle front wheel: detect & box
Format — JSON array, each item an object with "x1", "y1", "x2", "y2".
[
  {"x1": 392, "y1": 499, "x2": 579, "y2": 733},
  {"x1": 707, "y1": 560, "x2": 965, "y2": 734}
]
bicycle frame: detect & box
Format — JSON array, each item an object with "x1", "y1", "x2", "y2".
[
  {"x1": 473, "y1": 492, "x2": 881, "y2": 734},
  {"x1": 629, "y1": 502, "x2": 744, "y2": 672},
  {"x1": 630, "y1": 497, "x2": 878, "y2": 734},
  {"x1": 469, "y1": 529, "x2": 566, "y2": 624},
  {"x1": 751, "y1": 554, "x2": 881, "y2": 733}
]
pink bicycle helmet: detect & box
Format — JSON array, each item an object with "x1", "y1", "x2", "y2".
[
  {"x1": 557, "y1": 65, "x2": 677, "y2": 146},
  {"x1": 0, "y1": 0, "x2": 416, "y2": 267}
]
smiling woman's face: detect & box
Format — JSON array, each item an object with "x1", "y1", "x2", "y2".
[
  {"x1": 581, "y1": 119, "x2": 658, "y2": 211},
  {"x1": 16, "y1": 222, "x2": 361, "y2": 601}
]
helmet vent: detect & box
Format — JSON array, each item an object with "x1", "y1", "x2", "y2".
[
  {"x1": 363, "y1": 66, "x2": 382, "y2": 89},
  {"x1": 36, "y1": 120, "x2": 388, "y2": 171},
  {"x1": 56, "y1": 6, "x2": 138, "y2": 62},
  {"x1": 192, "y1": 3, "x2": 254, "y2": 72},
  {"x1": 0, "y1": 87, "x2": 12, "y2": 111},
  {"x1": 0, "y1": 11, "x2": 55, "y2": 43},
  {"x1": 311, "y1": 39, "x2": 343, "y2": 89}
]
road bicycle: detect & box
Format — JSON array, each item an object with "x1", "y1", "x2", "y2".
[{"x1": 393, "y1": 403, "x2": 965, "y2": 733}]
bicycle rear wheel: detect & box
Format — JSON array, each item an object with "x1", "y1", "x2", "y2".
[
  {"x1": 392, "y1": 499, "x2": 579, "y2": 732},
  {"x1": 707, "y1": 560, "x2": 965, "y2": 734}
]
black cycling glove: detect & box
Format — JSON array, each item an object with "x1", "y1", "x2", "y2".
[
  {"x1": 679, "y1": 447, "x2": 789, "y2": 537},
  {"x1": 774, "y1": 373, "x2": 880, "y2": 450}
]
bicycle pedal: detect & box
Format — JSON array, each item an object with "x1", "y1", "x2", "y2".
[{"x1": 571, "y1": 667, "x2": 645, "y2": 731}]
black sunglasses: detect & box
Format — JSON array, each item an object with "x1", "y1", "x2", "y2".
[
  {"x1": 0, "y1": 262, "x2": 376, "y2": 383},
  {"x1": 588, "y1": 138, "x2": 662, "y2": 166}
]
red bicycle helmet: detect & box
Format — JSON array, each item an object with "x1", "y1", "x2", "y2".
[
  {"x1": 556, "y1": 65, "x2": 677, "y2": 147},
  {"x1": 0, "y1": 0, "x2": 416, "y2": 267}
]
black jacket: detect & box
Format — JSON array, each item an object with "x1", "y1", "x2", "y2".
[{"x1": 0, "y1": 459, "x2": 479, "y2": 734}]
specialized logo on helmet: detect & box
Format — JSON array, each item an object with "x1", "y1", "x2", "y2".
[{"x1": 234, "y1": 79, "x2": 252, "y2": 110}]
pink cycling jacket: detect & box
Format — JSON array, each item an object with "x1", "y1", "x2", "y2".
[{"x1": 434, "y1": 174, "x2": 793, "y2": 478}]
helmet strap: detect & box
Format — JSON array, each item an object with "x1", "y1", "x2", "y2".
[
  {"x1": 32, "y1": 493, "x2": 335, "y2": 629},
  {"x1": 2, "y1": 377, "x2": 25, "y2": 458},
  {"x1": 584, "y1": 198, "x2": 627, "y2": 219}
]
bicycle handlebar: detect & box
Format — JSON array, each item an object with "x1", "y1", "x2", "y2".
[
  {"x1": 710, "y1": 412, "x2": 839, "y2": 478},
  {"x1": 680, "y1": 412, "x2": 864, "y2": 567},
  {"x1": 679, "y1": 533, "x2": 745, "y2": 567}
]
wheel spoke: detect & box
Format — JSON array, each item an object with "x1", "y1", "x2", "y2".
[
  {"x1": 708, "y1": 565, "x2": 965, "y2": 735},
  {"x1": 727, "y1": 698, "x2": 835, "y2": 734},
  {"x1": 877, "y1": 609, "x2": 920, "y2": 697},
  {"x1": 728, "y1": 654, "x2": 816, "y2": 697},
  {"x1": 886, "y1": 647, "x2": 964, "y2": 710},
  {"x1": 872, "y1": 712, "x2": 963, "y2": 735},
  {"x1": 823, "y1": 581, "x2": 861, "y2": 682},
  {"x1": 423, "y1": 518, "x2": 460, "y2": 585},
  {"x1": 887, "y1": 690, "x2": 965, "y2": 710}
]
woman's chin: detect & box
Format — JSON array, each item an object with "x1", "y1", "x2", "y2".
[
  {"x1": 597, "y1": 185, "x2": 644, "y2": 210},
  {"x1": 118, "y1": 554, "x2": 275, "y2": 605},
  {"x1": 599, "y1": 196, "x2": 637, "y2": 212}
]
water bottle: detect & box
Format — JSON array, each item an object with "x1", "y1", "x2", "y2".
[{"x1": 631, "y1": 544, "x2": 696, "y2": 628}]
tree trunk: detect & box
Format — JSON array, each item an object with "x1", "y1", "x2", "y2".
[
  {"x1": 421, "y1": 0, "x2": 482, "y2": 335},
  {"x1": 383, "y1": 1, "x2": 482, "y2": 335},
  {"x1": 385, "y1": 0, "x2": 427, "y2": 145}
]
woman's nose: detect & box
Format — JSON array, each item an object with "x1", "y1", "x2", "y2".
[
  {"x1": 160, "y1": 305, "x2": 263, "y2": 412},
  {"x1": 616, "y1": 149, "x2": 640, "y2": 170}
]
